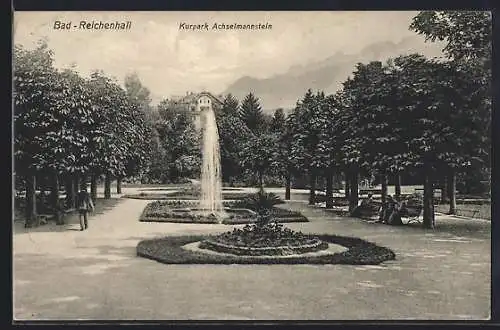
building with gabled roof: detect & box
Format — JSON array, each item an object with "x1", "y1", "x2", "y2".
[{"x1": 168, "y1": 91, "x2": 224, "y2": 130}]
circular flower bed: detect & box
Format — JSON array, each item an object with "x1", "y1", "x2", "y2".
[
  {"x1": 136, "y1": 234, "x2": 396, "y2": 265},
  {"x1": 198, "y1": 222, "x2": 328, "y2": 256}
]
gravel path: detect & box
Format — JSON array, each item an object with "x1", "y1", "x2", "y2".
[{"x1": 13, "y1": 187, "x2": 490, "y2": 320}]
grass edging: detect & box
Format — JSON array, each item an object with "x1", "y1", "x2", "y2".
[
  {"x1": 136, "y1": 234, "x2": 396, "y2": 265},
  {"x1": 139, "y1": 216, "x2": 308, "y2": 224}
]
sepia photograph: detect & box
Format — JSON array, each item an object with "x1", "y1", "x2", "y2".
[{"x1": 12, "y1": 10, "x2": 491, "y2": 320}]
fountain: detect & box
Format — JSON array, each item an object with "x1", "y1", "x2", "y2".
[
  {"x1": 199, "y1": 107, "x2": 225, "y2": 220},
  {"x1": 137, "y1": 95, "x2": 260, "y2": 224}
]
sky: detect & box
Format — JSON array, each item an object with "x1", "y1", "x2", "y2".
[{"x1": 13, "y1": 11, "x2": 443, "y2": 105}]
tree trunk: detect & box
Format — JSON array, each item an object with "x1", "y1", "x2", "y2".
[
  {"x1": 333, "y1": 171, "x2": 342, "y2": 190},
  {"x1": 64, "y1": 176, "x2": 71, "y2": 209},
  {"x1": 381, "y1": 173, "x2": 388, "y2": 205},
  {"x1": 25, "y1": 174, "x2": 37, "y2": 227},
  {"x1": 50, "y1": 172, "x2": 63, "y2": 224},
  {"x1": 64, "y1": 175, "x2": 77, "y2": 209},
  {"x1": 325, "y1": 171, "x2": 334, "y2": 209},
  {"x1": 395, "y1": 172, "x2": 402, "y2": 198},
  {"x1": 90, "y1": 174, "x2": 98, "y2": 202},
  {"x1": 72, "y1": 175, "x2": 80, "y2": 207},
  {"x1": 448, "y1": 169, "x2": 457, "y2": 215},
  {"x1": 50, "y1": 172, "x2": 59, "y2": 210},
  {"x1": 308, "y1": 172, "x2": 317, "y2": 205},
  {"x1": 423, "y1": 168, "x2": 435, "y2": 229},
  {"x1": 50, "y1": 172, "x2": 61, "y2": 218},
  {"x1": 349, "y1": 169, "x2": 359, "y2": 213},
  {"x1": 104, "y1": 174, "x2": 111, "y2": 199},
  {"x1": 117, "y1": 177, "x2": 122, "y2": 194},
  {"x1": 285, "y1": 172, "x2": 291, "y2": 200},
  {"x1": 345, "y1": 171, "x2": 350, "y2": 199},
  {"x1": 440, "y1": 175, "x2": 449, "y2": 204},
  {"x1": 40, "y1": 176, "x2": 48, "y2": 198}
]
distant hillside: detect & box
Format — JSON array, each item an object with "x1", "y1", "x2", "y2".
[{"x1": 224, "y1": 36, "x2": 444, "y2": 113}]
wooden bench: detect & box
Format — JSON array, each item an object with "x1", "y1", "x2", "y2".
[
  {"x1": 34, "y1": 214, "x2": 54, "y2": 226},
  {"x1": 455, "y1": 208, "x2": 480, "y2": 219},
  {"x1": 51, "y1": 208, "x2": 78, "y2": 225},
  {"x1": 354, "y1": 201, "x2": 383, "y2": 219},
  {"x1": 359, "y1": 189, "x2": 382, "y2": 196},
  {"x1": 314, "y1": 195, "x2": 350, "y2": 206}
]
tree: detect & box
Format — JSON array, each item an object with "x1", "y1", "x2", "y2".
[
  {"x1": 335, "y1": 82, "x2": 365, "y2": 212},
  {"x1": 215, "y1": 94, "x2": 248, "y2": 184},
  {"x1": 14, "y1": 41, "x2": 96, "y2": 223},
  {"x1": 124, "y1": 73, "x2": 152, "y2": 106},
  {"x1": 270, "y1": 108, "x2": 286, "y2": 134},
  {"x1": 87, "y1": 71, "x2": 134, "y2": 199},
  {"x1": 14, "y1": 40, "x2": 57, "y2": 224},
  {"x1": 288, "y1": 90, "x2": 333, "y2": 205},
  {"x1": 123, "y1": 73, "x2": 155, "y2": 192},
  {"x1": 288, "y1": 90, "x2": 313, "y2": 203},
  {"x1": 342, "y1": 60, "x2": 412, "y2": 211},
  {"x1": 14, "y1": 41, "x2": 156, "y2": 226},
  {"x1": 389, "y1": 54, "x2": 488, "y2": 228},
  {"x1": 155, "y1": 102, "x2": 201, "y2": 183},
  {"x1": 220, "y1": 93, "x2": 239, "y2": 117},
  {"x1": 410, "y1": 11, "x2": 492, "y2": 214},
  {"x1": 316, "y1": 94, "x2": 343, "y2": 208},
  {"x1": 410, "y1": 11, "x2": 492, "y2": 63},
  {"x1": 239, "y1": 132, "x2": 281, "y2": 189},
  {"x1": 239, "y1": 92, "x2": 267, "y2": 134}
]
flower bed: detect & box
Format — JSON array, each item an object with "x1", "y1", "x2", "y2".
[
  {"x1": 136, "y1": 234, "x2": 396, "y2": 265},
  {"x1": 123, "y1": 192, "x2": 250, "y2": 200},
  {"x1": 139, "y1": 201, "x2": 308, "y2": 224},
  {"x1": 197, "y1": 219, "x2": 328, "y2": 256},
  {"x1": 199, "y1": 239, "x2": 328, "y2": 256}
]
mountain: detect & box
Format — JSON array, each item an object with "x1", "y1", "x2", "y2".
[{"x1": 223, "y1": 36, "x2": 444, "y2": 113}]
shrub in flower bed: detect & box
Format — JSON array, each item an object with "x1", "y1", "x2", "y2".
[
  {"x1": 136, "y1": 234, "x2": 396, "y2": 265},
  {"x1": 230, "y1": 189, "x2": 284, "y2": 210}
]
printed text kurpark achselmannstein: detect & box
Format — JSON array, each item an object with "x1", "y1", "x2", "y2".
[{"x1": 179, "y1": 22, "x2": 272, "y2": 31}]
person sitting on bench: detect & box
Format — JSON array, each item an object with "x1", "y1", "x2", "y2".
[
  {"x1": 379, "y1": 195, "x2": 403, "y2": 225},
  {"x1": 352, "y1": 193, "x2": 374, "y2": 217}
]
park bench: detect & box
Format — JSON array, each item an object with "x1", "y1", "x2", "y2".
[
  {"x1": 359, "y1": 189, "x2": 382, "y2": 196},
  {"x1": 331, "y1": 197, "x2": 350, "y2": 207},
  {"x1": 35, "y1": 208, "x2": 77, "y2": 226},
  {"x1": 454, "y1": 208, "x2": 480, "y2": 219},
  {"x1": 354, "y1": 200, "x2": 383, "y2": 220}
]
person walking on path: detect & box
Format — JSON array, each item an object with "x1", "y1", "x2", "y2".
[{"x1": 77, "y1": 186, "x2": 94, "y2": 231}]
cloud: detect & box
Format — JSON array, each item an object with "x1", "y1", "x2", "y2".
[{"x1": 14, "y1": 11, "x2": 436, "y2": 104}]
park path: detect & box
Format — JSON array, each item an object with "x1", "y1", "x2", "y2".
[{"x1": 13, "y1": 188, "x2": 491, "y2": 320}]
